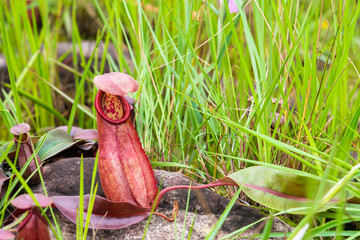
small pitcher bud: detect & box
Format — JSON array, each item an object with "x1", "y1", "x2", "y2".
[
  {"x1": 10, "y1": 124, "x2": 42, "y2": 184},
  {"x1": 11, "y1": 194, "x2": 52, "y2": 240}
]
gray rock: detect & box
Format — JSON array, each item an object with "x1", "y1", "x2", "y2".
[{"x1": 32, "y1": 157, "x2": 292, "y2": 239}]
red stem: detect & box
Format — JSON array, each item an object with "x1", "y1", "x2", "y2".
[{"x1": 152, "y1": 182, "x2": 238, "y2": 210}]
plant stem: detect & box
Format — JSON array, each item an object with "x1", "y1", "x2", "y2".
[{"x1": 152, "y1": 182, "x2": 237, "y2": 211}]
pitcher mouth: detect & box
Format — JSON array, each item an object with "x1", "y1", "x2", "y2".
[
  {"x1": 95, "y1": 90, "x2": 131, "y2": 124},
  {"x1": 14, "y1": 133, "x2": 30, "y2": 143}
]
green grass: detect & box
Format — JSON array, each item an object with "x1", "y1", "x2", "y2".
[{"x1": 1, "y1": 0, "x2": 360, "y2": 239}]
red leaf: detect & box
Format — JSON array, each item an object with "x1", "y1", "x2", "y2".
[
  {"x1": 52, "y1": 195, "x2": 151, "y2": 229},
  {"x1": 11, "y1": 194, "x2": 53, "y2": 209},
  {"x1": 55, "y1": 126, "x2": 83, "y2": 136},
  {"x1": 0, "y1": 229, "x2": 15, "y2": 240},
  {"x1": 0, "y1": 170, "x2": 10, "y2": 196},
  {"x1": 55, "y1": 126, "x2": 98, "y2": 140},
  {"x1": 124, "y1": 96, "x2": 135, "y2": 108},
  {"x1": 73, "y1": 129, "x2": 98, "y2": 140}
]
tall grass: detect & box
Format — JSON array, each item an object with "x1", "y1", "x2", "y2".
[{"x1": 1, "y1": 0, "x2": 360, "y2": 239}]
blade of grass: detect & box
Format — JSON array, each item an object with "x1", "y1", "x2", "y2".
[
  {"x1": 67, "y1": 21, "x2": 108, "y2": 133},
  {"x1": 204, "y1": 188, "x2": 241, "y2": 240}
]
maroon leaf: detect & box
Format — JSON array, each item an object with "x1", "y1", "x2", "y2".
[
  {"x1": 52, "y1": 195, "x2": 151, "y2": 229},
  {"x1": 36, "y1": 129, "x2": 79, "y2": 160},
  {"x1": 55, "y1": 126, "x2": 82, "y2": 136},
  {"x1": 54, "y1": 127, "x2": 98, "y2": 148},
  {"x1": 124, "y1": 96, "x2": 136, "y2": 125},
  {"x1": 77, "y1": 141, "x2": 97, "y2": 151},
  {"x1": 0, "y1": 229, "x2": 15, "y2": 240},
  {"x1": 11, "y1": 194, "x2": 53, "y2": 209},
  {"x1": 56, "y1": 126, "x2": 96, "y2": 139},
  {"x1": 124, "y1": 96, "x2": 135, "y2": 108},
  {"x1": 0, "y1": 168, "x2": 10, "y2": 193},
  {"x1": 73, "y1": 129, "x2": 98, "y2": 140},
  {"x1": 0, "y1": 175, "x2": 10, "y2": 197}
]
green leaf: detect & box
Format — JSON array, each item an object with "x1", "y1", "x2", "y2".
[
  {"x1": 336, "y1": 105, "x2": 360, "y2": 161},
  {"x1": 0, "y1": 141, "x2": 16, "y2": 158},
  {"x1": 36, "y1": 129, "x2": 79, "y2": 161},
  {"x1": 226, "y1": 166, "x2": 344, "y2": 214}
]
